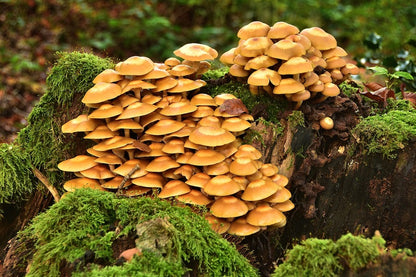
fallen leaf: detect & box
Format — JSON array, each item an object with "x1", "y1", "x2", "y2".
[
  {"x1": 219, "y1": 99, "x2": 248, "y2": 115},
  {"x1": 132, "y1": 141, "x2": 151, "y2": 152},
  {"x1": 360, "y1": 82, "x2": 395, "y2": 106}
]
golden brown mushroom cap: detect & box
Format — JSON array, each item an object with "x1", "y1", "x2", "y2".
[
  {"x1": 247, "y1": 68, "x2": 281, "y2": 87},
  {"x1": 244, "y1": 55, "x2": 278, "y2": 70},
  {"x1": 160, "y1": 101, "x2": 197, "y2": 117},
  {"x1": 219, "y1": 48, "x2": 237, "y2": 66},
  {"x1": 80, "y1": 164, "x2": 115, "y2": 179},
  {"x1": 300, "y1": 27, "x2": 337, "y2": 50},
  {"x1": 210, "y1": 196, "x2": 249, "y2": 218},
  {"x1": 158, "y1": 180, "x2": 191, "y2": 198},
  {"x1": 63, "y1": 177, "x2": 104, "y2": 192},
  {"x1": 229, "y1": 158, "x2": 259, "y2": 176},
  {"x1": 116, "y1": 56, "x2": 154, "y2": 76},
  {"x1": 273, "y1": 78, "x2": 305, "y2": 95},
  {"x1": 246, "y1": 203, "x2": 286, "y2": 226},
  {"x1": 112, "y1": 159, "x2": 149, "y2": 178},
  {"x1": 278, "y1": 57, "x2": 313, "y2": 75},
  {"x1": 319, "y1": 116, "x2": 334, "y2": 130},
  {"x1": 186, "y1": 172, "x2": 211, "y2": 188},
  {"x1": 264, "y1": 186, "x2": 292, "y2": 203},
  {"x1": 267, "y1": 21, "x2": 300, "y2": 39},
  {"x1": 239, "y1": 37, "x2": 273, "y2": 57},
  {"x1": 58, "y1": 155, "x2": 98, "y2": 172},
  {"x1": 234, "y1": 145, "x2": 262, "y2": 160},
  {"x1": 203, "y1": 175, "x2": 241, "y2": 196},
  {"x1": 176, "y1": 189, "x2": 212, "y2": 205},
  {"x1": 188, "y1": 149, "x2": 226, "y2": 166},
  {"x1": 266, "y1": 39, "x2": 306, "y2": 60},
  {"x1": 228, "y1": 217, "x2": 261, "y2": 236},
  {"x1": 93, "y1": 136, "x2": 135, "y2": 151},
  {"x1": 272, "y1": 199, "x2": 295, "y2": 212},
  {"x1": 174, "y1": 43, "x2": 218, "y2": 61},
  {"x1": 146, "y1": 119, "x2": 186, "y2": 136},
  {"x1": 189, "y1": 126, "x2": 235, "y2": 147},
  {"x1": 116, "y1": 102, "x2": 158, "y2": 120},
  {"x1": 62, "y1": 114, "x2": 100, "y2": 133},
  {"x1": 132, "y1": 172, "x2": 165, "y2": 188},
  {"x1": 241, "y1": 179, "x2": 279, "y2": 201},
  {"x1": 237, "y1": 21, "x2": 270, "y2": 39},
  {"x1": 146, "y1": 156, "x2": 180, "y2": 172},
  {"x1": 82, "y1": 82, "x2": 123, "y2": 105},
  {"x1": 205, "y1": 214, "x2": 231, "y2": 234},
  {"x1": 88, "y1": 104, "x2": 123, "y2": 119},
  {"x1": 93, "y1": 69, "x2": 123, "y2": 84}
]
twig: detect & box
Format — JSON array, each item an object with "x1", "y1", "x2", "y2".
[
  {"x1": 32, "y1": 168, "x2": 60, "y2": 202},
  {"x1": 116, "y1": 164, "x2": 140, "y2": 196}
]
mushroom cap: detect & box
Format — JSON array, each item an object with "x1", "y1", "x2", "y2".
[
  {"x1": 112, "y1": 159, "x2": 149, "y2": 178},
  {"x1": 278, "y1": 57, "x2": 313, "y2": 75},
  {"x1": 93, "y1": 69, "x2": 123, "y2": 84},
  {"x1": 244, "y1": 55, "x2": 278, "y2": 70},
  {"x1": 320, "y1": 116, "x2": 334, "y2": 130},
  {"x1": 210, "y1": 196, "x2": 249, "y2": 218},
  {"x1": 158, "y1": 180, "x2": 191, "y2": 198},
  {"x1": 82, "y1": 82, "x2": 123, "y2": 105},
  {"x1": 270, "y1": 174, "x2": 289, "y2": 187},
  {"x1": 146, "y1": 119, "x2": 186, "y2": 136},
  {"x1": 237, "y1": 21, "x2": 270, "y2": 39},
  {"x1": 84, "y1": 125, "x2": 117, "y2": 140},
  {"x1": 246, "y1": 203, "x2": 286, "y2": 226},
  {"x1": 309, "y1": 56, "x2": 327, "y2": 68},
  {"x1": 247, "y1": 68, "x2": 281, "y2": 86},
  {"x1": 234, "y1": 145, "x2": 262, "y2": 160},
  {"x1": 164, "y1": 57, "x2": 181, "y2": 67},
  {"x1": 341, "y1": 63, "x2": 360, "y2": 75},
  {"x1": 301, "y1": 72, "x2": 320, "y2": 87},
  {"x1": 63, "y1": 177, "x2": 104, "y2": 192},
  {"x1": 58, "y1": 155, "x2": 97, "y2": 172},
  {"x1": 197, "y1": 116, "x2": 221, "y2": 129},
  {"x1": 132, "y1": 172, "x2": 165, "y2": 188},
  {"x1": 273, "y1": 78, "x2": 305, "y2": 95},
  {"x1": 291, "y1": 90, "x2": 311, "y2": 102},
  {"x1": 322, "y1": 46, "x2": 348, "y2": 59},
  {"x1": 286, "y1": 34, "x2": 312, "y2": 50},
  {"x1": 168, "y1": 78, "x2": 205, "y2": 93},
  {"x1": 162, "y1": 139, "x2": 185, "y2": 154},
  {"x1": 264, "y1": 186, "x2": 292, "y2": 203},
  {"x1": 186, "y1": 172, "x2": 211, "y2": 188},
  {"x1": 106, "y1": 119, "x2": 143, "y2": 132},
  {"x1": 62, "y1": 114, "x2": 100, "y2": 133},
  {"x1": 233, "y1": 54, "x2": 250, "y2": 66},
  {"x1": 88, "y1": 104, "x2": 123, "y2": 119},
  {"x1": 146, "y1": 156, "x2": 180, "y2": 172},
  {"x1": 229, "y1": 158, "x2": 259, "y2": 176},
  {"x1": 152, "y1": 76, "x2": 178, "y2": 92},
  {"x1": 169, "y1": 64, "x2": 196, "y2": 77},
  {"x1": 173, "y1": 164, "x2": 198, "y2": 180},
  {"x1": 174, "y1": 43, "x2": 218, "y2": 61},
  {"x1": 221, "y1": 117, "x2": 251, "y2": 132},
  {"x1": 266, "y1": 39, "x2": 306, "y2": 60},
  {"x1": 205, "y1": 214, "x2": 231, "y2": 234},
  {"x1": 116, "y1": 56, "x2": 154, "y2": 75},
  {"x1": 121, "y1": 79, "x2": 156, "y2": 93},
  {"x1": 325, "y1": 56, "x2": 347, "y2": 69},
  {"x1": 101, "y1": 176, "x2": 131, "y2": 190},
  {"x1": 203, "y1": 175, "x2": 241, "y2": 196},
  {"x1": 160, "y1": 101, "x2": 197, "y2": 117},
  {"x1": 267, "y1": 21, "x2": 300, "y2": 39},
  {"x1": 116, "y1": 102, "x2": 158, "y2": 120},
  {"x1": 113, "y1": 94, "x2": 140, "y2": 108},
  {"x1": 190, "y1": 106, "x2": 215, "y2": 118},
  {"x1": 241, "y1": 179, "x2": 279, "y2": 201},
  {"x1": 260, "y1": 164, "x2": 279, "y2": 177},
  {"x1": 141, "y1": 94, "x2": 162, "y2": 105},
  {"x1": 177, "y1": 189, "x2": 212, "y2": 205},
  {"x1": 216, "y1": 141, "x2": 240, "y2": 158},
  {"x1": 322, "y1": 83, "x2": 340, "y2": 97},
  {"x1": 93, "y1": 136, "x2": 135, "y2": 151},
  {"x1": 94, "y1": 153, "x2": 123, "y2": 165},
  {"x1": 140, "y1": 67, "x2": 170, "y2": 80},
  {"x1": 189, "y1": 126, "x2": 235, "y2": 147},
  {"x1": 330, "y1": 69, "x2": 344, "y2": 81},
  {"x1": 227, "y1": 217, "x2": 261, "y2": 236},
  {"x1": 188, "y1": 149, "x2": 226, "y2": 166},
  {"x1": 219, "y1": 48, "x2": 237, "y2": 66},
  {"x1": 308, "y1": 80, "x2": 325, "y2": 93},
  {"x1": 319, "y1": 72, "x2": 333, "y2": 84},
  {"x1": 214, "y1": 94, "x2": 237, "y2": 106},
  {"x1": 204, "y1": 161, "x2": 230, "y2": 176},
  {"x1": 239, "y1": 37, "x2": 273, "y2": 57},
  {"x1": 300, "y1": 27, "x2": 337, "y2": 50},
  {"x1": 190, "y1": 93, "x2": 217, "y2": 106},
  {"x1": 228, "y1": 64, "x2": 249, "y2": 78},
  {"x1": 272, "y1": 199, "x2": 295, "y2": 212}
]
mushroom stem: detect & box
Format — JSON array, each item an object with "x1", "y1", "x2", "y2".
[
  {"x1": 32, "y1": 167, "x2": 61, "y2": 202},
  {"x1": 294, "y1": 101, "x2": 303, "y2": 110},
  {"x1": 112, "y1": 149, "x2": 126, "y2": 162}
]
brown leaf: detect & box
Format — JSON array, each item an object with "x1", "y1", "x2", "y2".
[
  {"x1": 360, "y1": 82, "x2": 395, "y2": 106},
  {"x1": 402, "y1": 92, "x2": 416, "y2": 107},
  {"x1": 219, "y1": 99, "x2": 248, "y2": 116},
  {"x1": 132, "y1": 141, "x2": 151, "y2": 152}
]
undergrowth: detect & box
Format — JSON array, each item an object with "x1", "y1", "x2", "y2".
[
  {"x1": 20, "y1": 189, "x2": 258, "y2": 277},
  {"x1": 272, "y1": 233, "x2": 385, "y2": 277}
]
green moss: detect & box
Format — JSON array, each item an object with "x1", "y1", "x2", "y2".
[
  {"x1": 20, "y1": 189, "x2": 257, "y2": 277},
  {"x1": 287, "y1": 110, "x2": 305, "y2": 129},
  {"x1": 16, "y1": 51, "x2": 113, "y2": 186},
  {"x1": 0, "y1": 143, "x2": 38, "y2": 218},
  {"x1": 352, "y1": 110, "x2": 416, "y2": 158},
  {"x1": 202, "y1": 67, "x2": 229, "y2": 80},
  {"x1": 272, "y1": 233, "x2": 386, "y2": 277}
]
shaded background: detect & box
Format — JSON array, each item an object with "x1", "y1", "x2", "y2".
[{"x1": 1, "y1": 0, "x2": 416, "y2": 142}]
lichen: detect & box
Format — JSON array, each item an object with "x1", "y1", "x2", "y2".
[
  {"x1": 272, "y1": 233, "x2": 386, "y2": 277},
  {"x1": 352, "y1": 109, "x2": 416, "y2": 159},
  {"x1": 20, "y1": 189, "x2": 258, "y2": 277}
]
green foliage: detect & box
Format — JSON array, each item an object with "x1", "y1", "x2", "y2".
[
  {"x1": 16, "y1": 52, "x2": 113, "y2": 186},
  {"x1": 272, "y1": 233, "x2": 386, "y2": 276},
  {"x1": 368, "y1": 66, "x2": 414, "y2": 92},
  {"x1": 352, "y1": 110, "x2": 416, "y2": 158},
  {"x1": 21, "y1": 189, "x2": 257, "y2": 277},
  {"x1": 0, "y1": 143, "x2": 37, "y2": 218}
]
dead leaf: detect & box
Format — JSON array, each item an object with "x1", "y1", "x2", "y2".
[
  {"x1": 360, "y1": 82, "x2": 395, "y2": 106},
  {"x1": 132, "y1": 141, "x2": 151, "y2": 152},
  {"x1": 219, "y1": 99, "x2": 248, "y2": 115},
  {"x1": 402, "y1": 92, "x2": 416, "y2": 107}
]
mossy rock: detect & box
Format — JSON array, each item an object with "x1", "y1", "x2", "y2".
[{"x1": 19, "y1": 189, "x2": 258, "y2": 277}]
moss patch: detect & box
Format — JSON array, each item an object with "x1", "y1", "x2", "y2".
[
  {"x1": 0, "y1": 143, "x2": 38, "y2": 218},
  {"x1": 16, "y1": 51, "x2": 113, "y2": 187},
  {"x1": 20, "y1": 189, "x2": 258, "y2": 277},
  {"x1": 272, "y1": 233, "x2": 385, "y2": 277},
  {"x1": 352, "y1": 109, "x2": 416, "y2": 158}
]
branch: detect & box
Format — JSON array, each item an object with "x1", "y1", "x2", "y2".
[
  {"x1": 32, "y1": 167, "x2": 60, "y2": 202},
  {"x1": 116, "y1": 164, "x2": 140, "y2": 196}
]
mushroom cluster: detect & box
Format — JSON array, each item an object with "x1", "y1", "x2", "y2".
[
  {"x1": 58, "y1": 43, "x2": 294, "y2": 236},
  {"x1": 220, "y1": 21, "x2": 359, "y2": 109}
]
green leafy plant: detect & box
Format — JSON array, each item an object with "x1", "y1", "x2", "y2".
[{"x1": 368, "y1": 66, "x2": 414, "y2": 91}]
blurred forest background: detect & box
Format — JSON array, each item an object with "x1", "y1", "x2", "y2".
[{"x1": 1, "y1": 0, "x2": 416, "y2": 142}]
